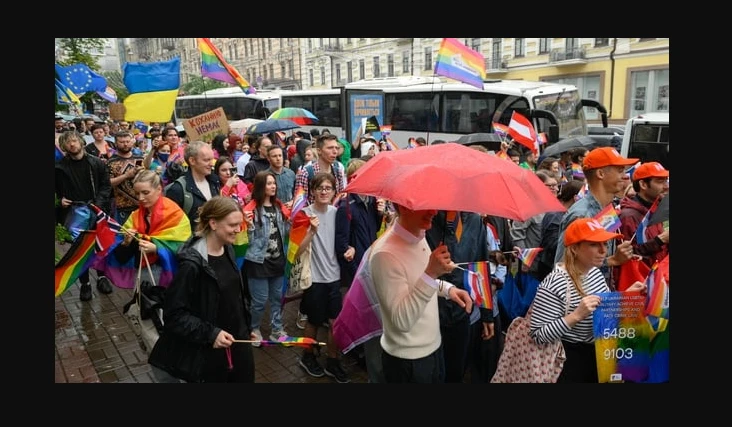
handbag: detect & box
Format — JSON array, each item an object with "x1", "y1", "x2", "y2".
[
  {"x1": 123, "y1": 252, "x2": 163, "y2": 354},
  {"x1": 289, "y1": 243, "x2": 312, "y2": 292},
  {"x1": 491, "y1": 273, "x2": 571, "y2": 383}
]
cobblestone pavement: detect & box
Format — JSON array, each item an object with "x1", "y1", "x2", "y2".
[{"x1": 55, "y1": 244, "x2": 368, "y2": 383}]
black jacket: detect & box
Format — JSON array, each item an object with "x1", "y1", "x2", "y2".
[
  {"x1": 148, "y1": 236, "x2": 251, "y2": 382},
  {"x1": 55, "y1": 153, "x2": 112, "y2": 223},
  {"x1": 165, "y1": 169, "x2": 220, "y2": 234}
]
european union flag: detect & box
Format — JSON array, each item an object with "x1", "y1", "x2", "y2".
[{"x1": 55, "y1": 63, "x2": 108, "y2": 94}]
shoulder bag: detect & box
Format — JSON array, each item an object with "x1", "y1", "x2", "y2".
[
  {"x1": 491, "y1": 272, "x2": 571, "y2": 383},
  {"x1": 289, "y1": 243, "x2": 312, "y2": 293}
]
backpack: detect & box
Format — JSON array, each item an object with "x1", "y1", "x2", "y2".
[{"x1": 164, "y1": 175, "x2": 193, "y2": 215}]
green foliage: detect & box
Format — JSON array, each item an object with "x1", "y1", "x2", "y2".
[
  {"x1": 55, "y1": 38, "x2": 107, "y2": 112},
  {"x1": 181, "y1": 75, "x2": 228, "y2": 95}
]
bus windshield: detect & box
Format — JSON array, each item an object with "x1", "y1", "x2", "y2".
[{"x1": 533, "y1": 90, "x2": 586, "y2": 138}]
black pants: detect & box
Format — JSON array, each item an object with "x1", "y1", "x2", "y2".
[
  {"x1": 557, "y1": 341, "x2": 598, "y2": 383},
  {"x1": 382, "y1": 347, "x2": 444, "y2": 383},
  {"x1": 440, "y1": 314, "x2": 471, "y2": 383},
  {"x1": 469, "y1": 314, "x2": 503, "y2": 383}
]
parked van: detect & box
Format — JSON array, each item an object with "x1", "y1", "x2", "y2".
[{"x1": 620, "y1": 112, "x2": 669, "y2": 168}]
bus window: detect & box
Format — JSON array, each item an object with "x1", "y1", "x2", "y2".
[{"x1": 385, "y1": 92, "x2": 438, "y2": 132}]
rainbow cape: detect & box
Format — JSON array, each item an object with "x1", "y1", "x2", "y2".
[
  {"x1": 198, "y1": 38, "x2": 255, "y2": 94},
  {"x1": 517, "y1": 247, "x2": 543, "y2": 268},
  {"x1": 463, "y1": 261, "x2": 493, "y2": 310},
  {"x1": 433, "y1": 38, "x2": 486, "y2": 90},
  {"x1": 101, "y1": 197, "x2": 191, "y2": 289},
  {"x1": 55, "y1": 231, "x2": 97, "y2": 297}
]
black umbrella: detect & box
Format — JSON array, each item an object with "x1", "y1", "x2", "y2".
[
  {"x1": 245, "y1": 118, "x2": 299, "y2": 135},
  {"x1": 647, "y1": 194, "x2": 669, "y2": 226},
  {"x1": 455, "y1": 133, "x2": 503, "y2": 151},
  {"x1": 541, "y1": 136, "x2": 596, "y2": 158}
]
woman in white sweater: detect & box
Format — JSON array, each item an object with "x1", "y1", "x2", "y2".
[{"x1": 370, "y1": 204, "x2": 472, "y2": 383}]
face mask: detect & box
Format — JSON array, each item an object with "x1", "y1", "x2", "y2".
[{"x1": 157, "y1": 153, "x2": 170, "y2": 163}]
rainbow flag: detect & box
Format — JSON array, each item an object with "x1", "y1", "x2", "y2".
[
  {"x1": 198, "y1": 38, "x2": 255, "y2": 94},
  {"x1": 492, "y1": 122, "x2": 509, "y2": 137},
  {"x1": 571, "y1": 163, "x2": 585, "y2": 179},
  {"x1": 333, "y1": 242, "x2": 384, "y2": 354},
  {"x1": 517, "y1": 247, "x2": 543, "y2": 268},
  {"x1": 594, "y1": 292, "x2": 656, "y2": 383},
  {"x1": 537, "y1": 132, "x2": 548, "y2": 145},
  {"x1": 102, "y1": 197, "x2": 191, "y2": 289},
  {"x1": 55, "y1": 230, "x2": 97, "y2": 297},
  {"x1": 433, "y1": 38, "x2": 486, "y2": 90},
  {"x1": 594, "y1": 203, "x2": 621, "y2": 232},
  {"x1": 290, "y1": 186, "x2": 308, "y2": 220},
  {"x1": 645, "y1": 260, "x2": 669, "y2": 321},
  {"x1": 233, "y1": 228, "x2": 249, "y2": 269},
  {"x1": 464, "y1": 261, "x2": 493, "y2": 310},
  {"x1": 250, "y1": 336, "x2": 325, "y2": 347},
  {"x1": 281, "y1": 210, "x2": 312, "y2": 304},
  {"x1": 635, "y1": 196, "x2": 659, "y2": 245}
]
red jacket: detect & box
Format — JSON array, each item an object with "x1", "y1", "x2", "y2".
[{"x1": 619, "y1": 195, "x2": 668, "y2": 267}]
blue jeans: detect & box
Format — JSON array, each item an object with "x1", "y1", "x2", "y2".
[{"x1": 247, "y1": 275, "x2": 284, "y2": 331}]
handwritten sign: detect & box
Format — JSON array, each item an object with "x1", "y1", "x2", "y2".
[
  {"x1": 593, "y1": 292, "x2": 656, "y2": 383},
  {"x1": 182, "y1": 107, "x2": 229, "y2": 143}
]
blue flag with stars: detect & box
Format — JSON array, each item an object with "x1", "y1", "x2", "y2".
[{"x1": 55, "y1": 63, "x2": 108, "y2": 95}]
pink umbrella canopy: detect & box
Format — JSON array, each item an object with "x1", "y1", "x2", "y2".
[{"x1": 345, "y1": 143, "x2": 565, "y2": 221}]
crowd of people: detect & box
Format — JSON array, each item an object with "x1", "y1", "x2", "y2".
[{"x1": 55, "y1": 114, "x2": 669, "y2": 383}]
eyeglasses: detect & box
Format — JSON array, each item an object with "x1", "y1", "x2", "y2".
[
  {"x1": 545, "y1": 183, "x2": 559, "y2": 189},
  {"x1": 316, "y1": 186, "x2": 334, "y2": 193}
]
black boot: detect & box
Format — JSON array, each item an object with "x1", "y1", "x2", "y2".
[
  {"x1": 80, "y1": 283, "x2": 92, "y2": 301},
  {"x1": 96, "y1": 276, "x2": 113, "y2": 294}
]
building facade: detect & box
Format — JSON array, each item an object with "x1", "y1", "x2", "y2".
[{"x1": 124, "y1": 37, "x2": 668, "y2": 124}]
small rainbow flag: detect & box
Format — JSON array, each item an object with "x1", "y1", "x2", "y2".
[
  {"x1": 55, "y1": 230, "x2": 98, "y2": 297},
  {"x1": 198, "y1": 38, "x2": 255, "y2": 94},
  {"x1": 492, "y1": 122, "x2": 509, "y2": 137},
  {"x1": 645, "y1": 261, "x2": 669, "y2": 321},
  {"x1": 537, "y1": 132, "x2": 548, "y2": 145},
  {"x1": 233, "y1": 228, "x2": 249, "y2": 269},
  {"x1": 594, "y1": 203, "x2": 621, "y2": 232},
  {"x1": 433, "y1": 38, "x2": 486, "y2": 90},
  {"x1": 571, "y1": 163, "x2": 585, "y2": 179},
  {"x1": 464, "y1": 261, "x2": 493, "y2": 310},
  {"x1": 634, "y1": 196, "x2": 659, "y2": 245},
  {"x1": 249, "y1": 336, "x2": 325, "y2": 347},
  {"x1": 290, "y1": 186, "x2": 308, "y2": 220},
  {"x1": 282, "y1": 210, "x2": 312, "y2": 304},
  {"x1": 517, "y1": 247, "x2": 543, "y2": 268}
]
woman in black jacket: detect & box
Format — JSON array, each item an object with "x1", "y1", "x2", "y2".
[{"x1": 149, "y1": 196, "x2": 255, "y2": 383}]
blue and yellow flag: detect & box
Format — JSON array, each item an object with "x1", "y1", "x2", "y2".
[
  {"x1": 123, "y1": 57, "x2": 180, "y2": 123},
  {"x1": 55, "y1": 78, "x2": 81, "y2": 106}
]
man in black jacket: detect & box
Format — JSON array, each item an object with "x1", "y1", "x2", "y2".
[{"x1": 55, "y1": 130, "x2": 113, "y2": 301}]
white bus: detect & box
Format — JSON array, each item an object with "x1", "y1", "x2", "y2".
[
  {"x1": 280, "y1": 77, "x2": 607, "y2": 149},
  {"x1": 279, "y1": 88, "x2": 342, "y2": 136},
  {"x1": 620, "y1": 112, "x2": 669, "y2": 169},
  {"x1": 174, "y1": 87, "x2": 281, "y2": 124}
]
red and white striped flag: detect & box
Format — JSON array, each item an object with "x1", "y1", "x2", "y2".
[{"x1": 507, "y1": 111, "x2": 539, "y2": 154}]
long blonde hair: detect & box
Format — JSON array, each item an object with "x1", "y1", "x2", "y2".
[{"x1": 562, "y1": 246, "x2": 587, "y2": 297}]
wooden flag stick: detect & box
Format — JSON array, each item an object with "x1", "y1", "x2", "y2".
[{"x1": 231, "y1": 339, "x2": 327, "y2": 346}]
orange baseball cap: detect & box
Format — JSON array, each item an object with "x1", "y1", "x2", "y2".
[
  {"x1": 632, "y1": 162, "x2": 669, "y2": 181},
  {"x1": 582, "y1": 147, "x2": 639, "y2": 170},
  {"x1": 564, "y1": 217, "x2": 619, "y2": 246}
]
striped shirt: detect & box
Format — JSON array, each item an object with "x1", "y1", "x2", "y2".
[{"x1": 530, "y1": 264, "x2": 609, "y2": 345}]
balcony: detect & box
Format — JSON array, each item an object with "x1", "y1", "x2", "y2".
[
  {"x1": 549, "y1": 47, "x2": 587, "y2": 65},
  {"x1": 486, "y1": 59, "x2": 508, "y2": 74},
  {"x1": 161, "y1": 38, "x2": 176, "y2": 51}
]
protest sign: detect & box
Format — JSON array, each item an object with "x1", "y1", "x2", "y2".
[{"x1": 182, "y1": 107, "x2": 228, "y2": 143}]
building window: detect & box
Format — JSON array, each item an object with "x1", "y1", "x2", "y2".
[
  {"x1": 309, "y1": 69, "x2": 314, "y2": 87},
  {"x1": 491, "y1": 39, "x2": 502, "y2": 67},
  {"x1": 281, "y1": 63, "x2": 285, "y2": 78},
  {"x1": 387, "y1": 54, "x2": 394, "y2": 77},
  {"x1": 249, "y1": 40, "x2": 254, "y2": 55},
  {"x1": 565, "y1": 38, "x2": 579, "y2": 51},
  {"x1": 638, "y1": 38, "x2": 656, "y2": 42},
  {"x1": 595, "y1": 38, "x2": 609, "y2": 47},
  {"x1": 359, "y1": 59, "x2": 365, "y2": 80},
  {"x1": 539, "y1": 38, "x2": 550, "y2": 54},
  {"x1": 471, "y1": 38, "x2": 480, "y2": 52},
  {"x1": 268, "y1": 39, "x2": 272, "y2": 52},
  {"x1": 263, "y1": 68, "x2": 267, "y2": 81},
  {"x1": 289, "y1": 59, "x2": 294, "y2": 78},
  {"x1": 347, "y1": 38, "x2": 352, "y2": 44},
  {"x1": 630, "y1": 68, "x2": 669, "y2": 115},
  {"x1": 424, "y1": 47, "x2": 432, "y2": 71},
  {"x1": 244, "y1": 42, "x2": 248, "y2": 57},
  {"x1": 319, "y1": 38, "x2": 324, "y2": 48},
  {"x1": 403, "y1": 52, "x2": 410, "y2": 73},
  {"x1": 347, "y1": 61, "x2": 353, "y2": 82},
  {"x1": 320, "y1": 66, "x2": 326, "y2": 85},
  {"x1": 373, "y1": 56, "x2": 380, "y2": 78},
  {"x1": 544, "y1": 75, "x2": 603, "y2": 120},
  {"x1": 335, "y1": 63, "x2": 341, "y2": 84},
  {"x1": 514, "y1": 38, "x2": 525, "y2": 57},
  {"x1": 307, "y1": 39, "x2": 312, "y2": 53}
]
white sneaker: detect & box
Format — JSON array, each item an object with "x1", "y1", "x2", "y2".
[
  {"x1": 269, "y1": 329, "x2": 289, "y2": 342},
  {"x1": 296, "y1": 311, "x2": 308, "y2": 330},
  {"x1": 251, "y1": 328, "x2": 263, "y2": 347}
]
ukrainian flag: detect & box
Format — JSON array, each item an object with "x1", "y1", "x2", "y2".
[{"x1": 123, "y1": 57, "x2": 180, "y2": 123}]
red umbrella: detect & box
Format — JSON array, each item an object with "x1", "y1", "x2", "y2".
[{"x1": 345, "y1": 143, "x2": 565, "y2": 221}]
